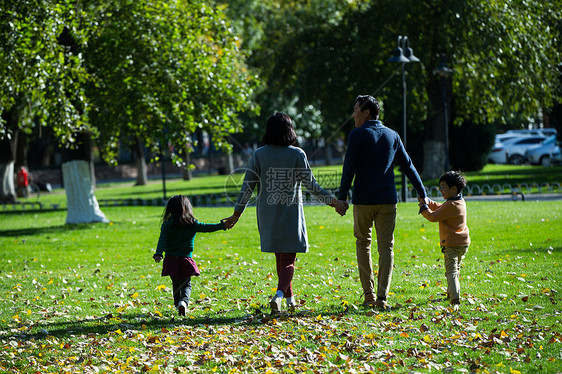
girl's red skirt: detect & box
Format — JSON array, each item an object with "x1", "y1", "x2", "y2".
[{"x1": 161, "y1": 255, "x2": 200, "y2": 281}]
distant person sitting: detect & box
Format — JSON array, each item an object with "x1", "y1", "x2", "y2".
[{"x1": 17, "y1": 166, "x2": 30, "y2": 198}]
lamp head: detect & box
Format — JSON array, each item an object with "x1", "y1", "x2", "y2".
[
  {"x1": 404, "y1": 46, "x2": 420, "y2": 62},
  {"x1": 388, "y1": 46, "x2": 409, "y2": 63},
  {"x1": 433, "y1": 58, "x2": 453, "y2": 77}
]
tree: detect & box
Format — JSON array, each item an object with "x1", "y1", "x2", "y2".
[
  {"x1": 1, "y1": 0, "x2": 258, "y2": 220},
  {"x1": 219, "y1": 0, "x2": 361, "y2": 151},
  {"x1": 222, "y1": 0, "x2": 562, "y2": 178},
  {"x1": 418, "y1": 0, "x2": 562, "y2": 178},
  {"x1": 0, "y1": 1, "x2": 88, "y2": 203},
  {"x1": 83, "y1": 0, "x2": 258, "y2": 167}
]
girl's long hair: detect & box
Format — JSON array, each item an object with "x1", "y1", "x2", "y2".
[{"x1": 161, "y1": 195, "x2": 196, "y2": 227}]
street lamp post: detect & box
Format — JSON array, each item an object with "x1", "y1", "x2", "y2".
[
  {"x1": 433, "y1": 57, "x2": 453, "y2": 172},
  {"x1": 159, "y1": 143, "x2": 167, "y2": 203},
  {"x1": 388, "y1": 36, "x2": 419, "y2": 202}
]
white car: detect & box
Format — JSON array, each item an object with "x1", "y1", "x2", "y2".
[
  {"x1": 494, "y1": 133, "x2": 526, "y2": 144},
  {"x1": 488, "y1": 133, "x2": 527, "y2": 163},
  {"x1": 488, "y1": 142, "x2": 509, "y2": 164},
  {"x1": 488, "y1": 135, "x2": 547, "y2": 164},
  {"x1": 524, "y1": 136, "x2": 560, "y2": 166},
  {"x1": 504, "y1": 136, "x2": 548, "y2": 164}
]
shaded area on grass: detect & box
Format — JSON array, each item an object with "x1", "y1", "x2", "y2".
[{"x1": 0, "y1": 223, "x2": 101, "y2": 238}]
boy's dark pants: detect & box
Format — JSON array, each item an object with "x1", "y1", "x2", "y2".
[{"x1": 171, "y1": 276, "x2": 192, "y2": 307}]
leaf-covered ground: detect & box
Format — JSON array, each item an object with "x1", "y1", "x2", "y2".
[{"x1": 1, "y1": 202, "x2": 561, "y2": 373}]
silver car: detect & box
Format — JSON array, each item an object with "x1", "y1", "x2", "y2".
[
  {"x1": 524, "y1": 135, "x2": 560, "y2": 166},
  {"x1": 488, "y1": 135, "x2": 547, "y2": 164},
  {"x1": 504, "y1": 136, "x2": 548, "y2": 164}
]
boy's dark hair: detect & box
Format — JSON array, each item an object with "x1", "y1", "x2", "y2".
[
  {"x1": 162, "y1": 195, "x2": 196, "y2": 227},
  {"x1": 439, "y1": 171, "x2": 467, "y2": 193},
  {"x1": 356, "y1": 95, "x2": 380, "y2": 119},
  {"x1": 262, "y1": 112, "x2": 298, "y2": 146}
]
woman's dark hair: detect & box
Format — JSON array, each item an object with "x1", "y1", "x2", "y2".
[
  {"x1": 356, "y1": 95, "x2": 380, "y2": 119},
  {"x1": 262, "y1": 112, "x2": 298, "y2": 146},
  {"x1": 162, "y1": 195, "x2": 196, "y2": 227},
  {"x1": 439, "y1": 171, "x2": 467, "y2": 193}
]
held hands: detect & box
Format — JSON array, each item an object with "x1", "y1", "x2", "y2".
[
  {"x1": 334, "y1": 199, "x2": 349, "y2": 216},
  {"x1": 222, "y1": 214, "x2": 240, "y2": 230},
  {"x1": 417, "y1": 196, "x2": 430, "y2": 207},
  {"x1": 417, "y1": 196, "x2": 430, "y2": 214}
]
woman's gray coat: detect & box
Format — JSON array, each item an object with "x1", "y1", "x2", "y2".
[{"x1": 234, "y1": 145, "x2": 333, "y2": 253}]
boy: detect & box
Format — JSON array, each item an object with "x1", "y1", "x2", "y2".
[{"x1": 418, "y1": 171, "x2": 470, "y2": 309}]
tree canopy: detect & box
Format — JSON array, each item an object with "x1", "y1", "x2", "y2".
[
  {"x1": 221, "y1": 0, "x2": 562, "y2": 173},
  {"x1": 0, "y1": 1, "x2": 88, "y2": 141},
  {"x1": 0, "y1": 0, "x2": 258, "y2": 164},
  {"x1": 1, "y1": 0, "x2": 561, "y2": 175},
  {"x1": 83, "y1": 0, "x2": 258, "y2": 164}
]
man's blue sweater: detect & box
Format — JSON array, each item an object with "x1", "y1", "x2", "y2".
[{"x1": 338, "y1": 120, "x2": 427, "y2": 204}]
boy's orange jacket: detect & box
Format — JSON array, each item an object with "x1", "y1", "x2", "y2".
[{"x1": 420, "y1": 196, "x2": 470, "y2": 247}]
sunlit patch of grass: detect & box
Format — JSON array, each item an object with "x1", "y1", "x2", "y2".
[{"x1": 1, "y1": 201, "x2": 561, "y2": 372}]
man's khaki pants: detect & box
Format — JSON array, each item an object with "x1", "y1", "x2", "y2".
[{"x1": 353, "y1": 204, "x2": 397, "y2": 300}]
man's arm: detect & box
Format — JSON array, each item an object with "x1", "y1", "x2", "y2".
[
  {"x1": 338, "y1": 132, "x2": 359, "y2": 201},
  {"x1": 394, "y1": 137, "x2": 427, "y2": 199}
]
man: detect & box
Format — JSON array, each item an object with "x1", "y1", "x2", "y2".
[{"x1": 338, "y1": 95, "x2": 428, "y2": 309}]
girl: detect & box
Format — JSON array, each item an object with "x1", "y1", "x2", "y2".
[{"x1": 153, "y1": 195, "x2": 226, "y2": 316}]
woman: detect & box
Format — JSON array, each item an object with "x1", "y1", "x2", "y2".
[{"x1": 224, "y1": 112, "x2": 347, "y2": 314}]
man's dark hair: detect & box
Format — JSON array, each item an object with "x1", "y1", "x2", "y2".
[
  {"x1": 439, "y1": 171, "x2": 467, "y2": 192},
  {"x1": 262, "y1": 112, "x2": 298, "y2": 146},
  {"x1": 356, "y1": 95, "x2": 380, "y2": 119}
]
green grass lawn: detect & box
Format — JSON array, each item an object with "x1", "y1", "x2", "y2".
[{"x1": 1, "y1": 201, "x2": 561, "y2": 373}]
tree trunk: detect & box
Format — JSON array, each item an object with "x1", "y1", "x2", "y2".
[
  {"x1": 182, "y1": 147, "x2": 192, "y2": 181},
  {"x1": 225, "y1": 152, "x2": 234, "y2": 175},
  {"x1": 61, "y1": 132, "x2": 107, "y2": 224},
  {"x1": 0, "y1": 109, "x2": 18, "y2": 203},
  {"x1": 15, "y1": 131, "x2": 27, "y2": 169},
  {"x1": 133, "y1": 136, "x2": 147, "y2": 186},
  {"x1": 62, "y1": 160, "x2": 108, "y2": 224},
  {"x1": 0, "y1": 161, "x2": 16, "y2": 203},
  {"x1": 422, "y1": 76, "x2": 451, "y2": 180}
]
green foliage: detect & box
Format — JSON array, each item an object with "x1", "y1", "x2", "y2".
[
  {"x1": 0, "y1": 0, "x2": 89, "y2": 140},
  {"x1": 219, "y1": 0, "x2": 562, "y2": 151},
  {"x1": 0, "y1": 202, "x2": 561, "y2": 372},
  {"x1": 452, "y1": 0, "x2": 562, "y2": 124},
  {"x1": 220, "y1": 0, "x2": 370, "y2": 139},
  {"x1": 83, "y1": 0, "x2": 259, "y2": 164},
  {"x1": 0, "y1": 0, "x2": 258, "y2": 164}
]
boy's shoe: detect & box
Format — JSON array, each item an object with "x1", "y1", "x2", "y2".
[
  {"x1": 178, "y1": 301, "x2": 187, "y2": 317},
  {"x1": 270, "y1": 296, "x2": 283, "y2": 314},
  {"x1": 374, "y1": 299, "x2": 389, "y2": 310},
  {"x1": 362, "y1": 292, "x2": 376, "y2": 307}
]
